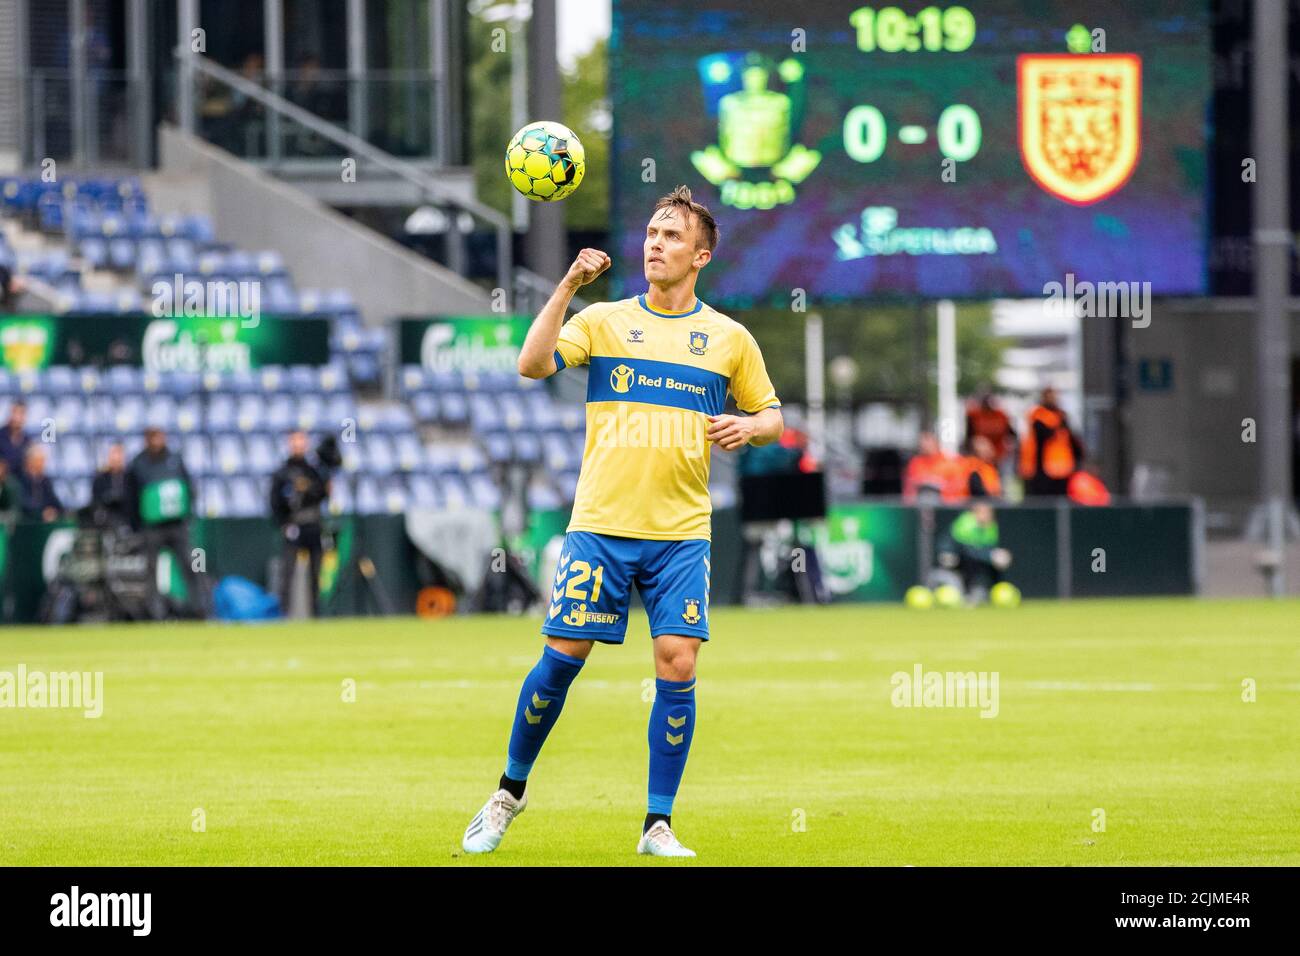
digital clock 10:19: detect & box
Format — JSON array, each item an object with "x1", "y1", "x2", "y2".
[{"x1": 850, "y1": 6, "x2": 976, "y2": 53}]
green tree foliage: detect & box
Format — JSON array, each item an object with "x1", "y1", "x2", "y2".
[
  {"x1": 739, "y1": 302, "x2": 1004, "y2": 411},
  {"x1": 561, "y1": 39, "x2": 610, "y2": 230},
  {"x1": 467, "y1": 8, "x2": 515, "y2": 216}
]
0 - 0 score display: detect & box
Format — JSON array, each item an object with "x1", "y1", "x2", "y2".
[{"x1": 847, "y1": 6, "x2": 982, "y2": 164}]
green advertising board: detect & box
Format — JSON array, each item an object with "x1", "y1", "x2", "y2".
[
  {"x1": 798, "y1": 504, "x2": 919, "y2": 602},
  {"x1": 0, "y1": 314, "x2": 331, "y2": 372},
  {"x1": 398, "y1": 316, "x2": 530, "y2": 373}
]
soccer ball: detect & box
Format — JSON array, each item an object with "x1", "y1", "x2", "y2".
[
  {"x1": 505, "y1": 121, "x2": 586, "y2": 202},
  {"x1": 904, "y1": 586, "x2": 934, "y2": 610},
  {"x1": 990, "y1": 582, "x2": 1022, "y2": 608}
]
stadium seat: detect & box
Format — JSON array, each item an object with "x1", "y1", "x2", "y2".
[
  {"x1": 183, "y1": 435, "x2": 213, "y2": 476},
  {"x1": 200, "y1": 478, "x2": 230, "y2": 518},
  {"x1": 227, "y1": 477, "x2": 263, "y2": 516}
]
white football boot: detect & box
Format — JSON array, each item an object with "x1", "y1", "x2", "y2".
[
  {"x1": 462, "y1": 788, "x2": 527, "y2": 854},
  {"x1": 636, "y1": 820, "x2": 696, "y2": 857}
]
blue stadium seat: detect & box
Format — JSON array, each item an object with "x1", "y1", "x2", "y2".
[
  {"x1": 108, "y1": 236, "x2": 137, "y2": 271},
  {"x1": 107, "y1": 397, "x2": 144, "y2": 434},
  {"x1": 142, "y1": 396, "x2": 178, "y2": 431},
  {"x1": 245, "y1": 433, "x2": 278, "y2": 475},
  {"x1": 440, "y1": 474, "x2": 469, "y2": 509},
  {"x1": 43, "y1": 366, "x2": 78, "y2": 396},
  {"x1": 399, "y1": 365, "x2": 428, "y2": 396},
  {"x1": 411, "y1": 392, "x2": 438, "y2": 423},
  {"x1": 286, "y1": 365, "x2": 317, "y2": 393},
  {"x1": 199, "y1": 478, "x2": 229, "y2": 517},
  {"x1": 483, "y1": 432, "x2": 512, "y2": 465},
  {"x1": 469, "y1": 394, "x2": 502, "y2": 432},
  {"x1": 365, "y1": 435, "x2": 397, "y2": 476},
  {"x1": 227, "y1": 477, "x2": 262, "y2": 516},
  {"x1": 407, "y1": 474, "x2": 443, "y2": 509},
  {"x1": 57, "y1": 437, "x2": 93, "y2": 478},
  {"x1": 394, "y1": 434, "x2": 423, "y2": 471},
  {"x1": 318, "y1": 363, "x2": 348, "y2": 393},
  {"x1": 183, "y1": 435, "x2": 212, "y2": 476},
  {"x1": 79, "y1": 236, "x2": 109, "y2": 269},
  {"x1": 512, "y1": 431, "x2": 541, "y2": 465},
  {"x1": 51, "y1": 396, "x2": 87, "y2": 434},
  {"x1": 320, "y1": 478, "x2": 348, "y2": 514},
  {"x1": 380, "y1": 478, "x2": 408, "y2": 514},
  {"x1": 264, "y1": 394, "x2": 294, "y2": 432},
  {"x1": 354, "y1": 476, "x2": 384, "y2": 514},
  {"x1": 213, "y1": 434, "x2": 244, "y2": 475},
  {"x1": 294, "y1": 394, "x2": 324, "y2": 430},
  {"x1": 438, "y1": 392, "x2": 468, "y2": 426},
  {"x1": 527, "y1": 482, "x2": 561, "y2": 511},
  {"x1": 469, "y1": 474, "x2": 501, "y2": 511},
  {"x1": 324, "y1": 394, "x2": 356, "y2": 424},
  {"x1": 255, "y1": 251, "x2": 287, "y2": 276},
  {"x1": 347, "y1": 353, "x2": 380, "y2": 386}
]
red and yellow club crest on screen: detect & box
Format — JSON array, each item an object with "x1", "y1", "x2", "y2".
[{"x1": 1018, "y1": 54, "x2": 1141, "y2": 206}]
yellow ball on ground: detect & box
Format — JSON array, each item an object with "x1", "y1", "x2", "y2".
[
  {"x1": 904, "y1": 586, "x2": 934, "y2": 610},
  {"x1": 990, "y1": 582, "x2": 1022, "y2": 608},
  {"x1": 933, "y1": 584, "x2": 962, "y2": 609}
]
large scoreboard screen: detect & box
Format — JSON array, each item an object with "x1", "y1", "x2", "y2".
[{"x1": 609, "y1": 1, "x2": 1211, "y2": 302}]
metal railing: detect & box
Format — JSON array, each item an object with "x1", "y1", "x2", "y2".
[
  {"x1": 176, "y1": 49, "x2": 514, "y2": 297},
  {"x1": 170, "y1": 67, "x2": 440, "y2": 162},
  {"x1": 14, "y1": 69, "x2": 151, "y2": 168}
]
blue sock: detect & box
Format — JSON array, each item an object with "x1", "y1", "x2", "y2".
[
  {"x1": 647, "y1": 676, "x2": 696, "y2": 816},
  {"x1": 504, "y1": 645, "x2": 585, "y2": 781}
]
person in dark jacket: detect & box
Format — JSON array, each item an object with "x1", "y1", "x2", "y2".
[
  {"x1": 0, "y1": 401, "x2": 30, "y2": 474},
  {"x1": 0, "y1": 457, "x2": 21, "y2": 522},
  {"x1": 90, "y1": 442, "x2": 131, "y2": 531},
  {"x1": 125, "y1": 427, "x2": 204, "y2": 618},
  {"x1": 19, "y1": 445, "x2": 62, "y2": 522},
  {"x1": 270, "y1": 430, "x2": 330, "y2": 617}
]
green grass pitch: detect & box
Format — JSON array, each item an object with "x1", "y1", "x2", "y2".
[{"x1": 1, "y1": 598, "x2": 1297, "y2": 865}]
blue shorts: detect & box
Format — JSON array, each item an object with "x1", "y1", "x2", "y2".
[{"x1": 540, "y1": 531, "x2": 711, "y2": 644}]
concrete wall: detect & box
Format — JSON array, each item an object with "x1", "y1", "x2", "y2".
[
  {"x1": 156, "y1": 125, "x2": 490, "y2": 323},
  {"x1": 1115, "y1": 301, "x2": 1300, "y2": 531}
]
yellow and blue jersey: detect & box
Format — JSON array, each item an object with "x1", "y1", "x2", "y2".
[{"x1": 552, "y1": 293, "x2": 780, "y2": 540}]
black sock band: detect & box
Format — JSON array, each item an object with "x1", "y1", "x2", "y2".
[
  {"x1": 499, "y1": 774, "x2": 526, "y2": 801},
  {"x1": 643, "y1": 812, "x2": 671, "y2": 833}
]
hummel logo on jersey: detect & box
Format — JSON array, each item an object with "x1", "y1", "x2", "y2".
[
  {"x1": 627, "y1": 328, "x2": 644, "y2": 343},
  {"x1": 610, "y1": 363, "x2": 634, "y2": 393}
]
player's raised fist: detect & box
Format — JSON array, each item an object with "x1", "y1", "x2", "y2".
[{"x1": 564, "y1": 248, "x2": 611, "y2": 289}]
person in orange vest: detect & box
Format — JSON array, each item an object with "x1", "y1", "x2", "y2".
[
  {"x1": 939, "y1": 435, "x2": 1003, "y2": 503},
  {"x1": 963, "y1": 435, "x2": 1003, "y2": 499},
  {"x1": 1019, "y1": 387, "x2": 1084, "y2": 496},
  {"x1": 965, "y1": 391, "x2": 1016, "y2": 467},
  {"x1": 904, "y1": 431, "x2": 959, "y2": 501}
]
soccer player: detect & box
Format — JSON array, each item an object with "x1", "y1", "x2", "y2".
[{"x1": 462, "y1": 185, "x2": 783, "y2": 857}]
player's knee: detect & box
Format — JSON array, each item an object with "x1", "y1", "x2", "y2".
[
  {"x1": 654, "y1": 641, "x2": 697, "y2": 681},
  {"x1": 545, "y1": 635, "x2": 594, "y2": 661}
]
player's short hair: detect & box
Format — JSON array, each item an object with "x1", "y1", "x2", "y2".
[{"x1": 653, "y1": 185, "x2": 719, "y2": 253}]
